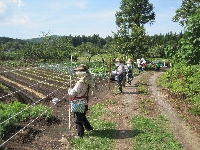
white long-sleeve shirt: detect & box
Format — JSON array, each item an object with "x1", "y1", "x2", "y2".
[{"x1": 69, "y1": 81, "x2": 88, "y2": 97}]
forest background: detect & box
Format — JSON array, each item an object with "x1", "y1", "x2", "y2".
[{"x1": 0, "y1": 0, "x2": 200, "y2": 116}]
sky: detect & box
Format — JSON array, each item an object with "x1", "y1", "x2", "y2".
[{"x1": 0, "y1": 0, "x2": 183, "y2": 40}]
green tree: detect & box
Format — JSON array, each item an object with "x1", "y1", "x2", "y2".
[
  {"x1": 113, "y1": 24, "x2": 148, "y2": 58},
  {"x1": 115, "y1": 0, "x2": 155, "y2": 28},
  {"x1": 114, "y1": 0, "x2": 155, "y2": 58},
  {"x1": 173, "y1": 0, "x2": 200, "y2": 26},
  {"x1": 76, "y1": 42, "x2": 100, "y2": 62},
  {"x1": 174, "y1": 8, "x2": 200, "y2": 65},
  {"x1": 20, "y1": 32, "x2": 73, "y2": 62}
]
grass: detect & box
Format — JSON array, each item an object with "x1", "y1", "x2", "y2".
[
  {"x1": 131, "y1": 115, "x2": 182, "y2": 150},
  {"x1": 70, "y1": 103, "x2": 116, "y2": 150},
  {"x1": 137, "y1": 78, "x2": 148, "y2": 94},
  {"x1": 138, "y1": 98, "x2": 155, "y2": 115}
]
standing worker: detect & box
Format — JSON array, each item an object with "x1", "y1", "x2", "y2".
[
  {"x1": 136, "y1": 59, "x2": 142, "y2": 73},
  {"x1": 126, "y1": 58, "x2": 133, "y2": 85},
  {"x1": 68, "y1": 64, "x2": 94, "y2": 138},
  {"x1": 112, "y1": 58, "x2": 125, "y2": 94}
]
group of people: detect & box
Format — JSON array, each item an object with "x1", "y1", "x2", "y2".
[
  {"x1": 112, "y1": 57, "x2": 147, "y2": 94},
  {"x1": 111, "y1": 58, "x2": 134, "y2": 94},
  {"x1": 68, "y1": 57, "x2": 146, "y2": 138}
]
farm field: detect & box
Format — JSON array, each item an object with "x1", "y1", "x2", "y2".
[
  {"x1": 0, "y1": 65, "x2": 113, "y2": 149},
  {"x1": 0, "y1": 65, "x2": 200, "y2": 150}
]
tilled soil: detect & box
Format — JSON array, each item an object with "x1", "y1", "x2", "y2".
[{"x1": 0, "y1": 67, "x2": 200, "y2": 150}]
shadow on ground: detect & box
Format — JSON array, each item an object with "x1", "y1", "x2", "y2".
[{"x1": 89, "y1": 129, "x2": 143, "y2": 139}]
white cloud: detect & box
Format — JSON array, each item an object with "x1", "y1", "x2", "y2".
[
  {"x1": 11, "y1": 15, "x2": 29, "y2": 25},
  {"x1": 0, "y1": 0, "x2": 25, "y2": 24},
  {"x1": 0, "y1": 1, "x2": 7, "y2": 14},
  {"x1": 74, "y1": 1, "x2": 87, "y2": 8},
  {"x1": 13, "y1": 0, "x2": 24, "y2": 7}
]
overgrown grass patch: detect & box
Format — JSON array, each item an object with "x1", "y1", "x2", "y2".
[
  {"x1": 70, "y1": 103, "x2": 116, "y2": 150},
  {"x1": 131, "y1": 115, "x2": 182, "y2": 150}
]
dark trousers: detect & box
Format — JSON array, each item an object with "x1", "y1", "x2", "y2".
[
  {"x1": 117, "y1": 80, "x2": 122, "y2": 92},
  {"x1": 74, "y1": 105, "x2": 93, "y2": 137},
  {"x1": 127, "y1": 73, "x2": 133, "y2": 84},
  {"x1": 138, "y1": 67, "x2": 142, "y2": 73}
]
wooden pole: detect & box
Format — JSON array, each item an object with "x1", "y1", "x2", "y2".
[
  {"x1": 69, "y1": 50, "x2": 73, "y2": 130},
  {"x1": 108, "y1": 57, "x2": 111, "y2": 90}
]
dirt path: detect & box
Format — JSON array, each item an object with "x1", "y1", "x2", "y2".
[
  {"x1": 149, "y1": 72, "x2": 200, "y2": 150},
  {"x1": 112, "y1": 71, "x2": 200, "y2": 150},
  {"x1": 114, "y1": 74, "x2": 142, "y2": 149}
]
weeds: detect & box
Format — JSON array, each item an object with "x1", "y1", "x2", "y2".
[
  {"x1": 158, "y1": 64, "x2": 200, "y2": 116},
  {"x1": 131, "y1": 115, "x2": 182, "y2": 150},
  {"x1": 139, "y1": 98, "x2": 155, "y2": 115}
]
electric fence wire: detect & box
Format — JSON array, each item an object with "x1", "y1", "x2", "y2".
[
  {"x1": 0, "y1": 94, "x2": 67, "y2": 148},
  {"x1": 0, "y1": 74, "x2": 111, "y2": 147},
  {"x1": 0, "y1": 67, "x2": 75, "y2": 100},
  {"x1": 0, "y1": 66, "x2": 109, "y2": 126},
  {"x1": 0, "y1": 82, "x2": 69, "y2": 126},
  {"x1": 0, "y1": 82, "x2": 40, "y2": 99},
  {"x1": 0, "y1": 67, "x2": 39, "y2": 73}
]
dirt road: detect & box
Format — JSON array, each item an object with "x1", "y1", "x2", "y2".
[{"x1": 111, "y1": 71, "x2": 200, "y2": 150}]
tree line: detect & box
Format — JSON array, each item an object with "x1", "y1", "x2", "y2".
[
  {"x1": 0, "y1": 32, "x2": 183, "y2": 62},
  {"x1": 0, "y1": 0, "x2": 199, "y2": 65}
]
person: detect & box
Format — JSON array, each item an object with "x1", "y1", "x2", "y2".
[
  {"x1": 68, "y1": 64, "x2": 94, "y2": 138},
  {"x1": 154, "y1": 60, "x2": 161, "y2": 71},
  {"x1": 136, "y1": 59, "x2": 142, "y2": 73},
  {"x1": 122, "y1": 60, "x2": 127, "y2": 87},
  {"x1": 125, "y1": 58, "x2": 133, "y2": 85},
  {"x1": 141, "y1": 58, "x2": 146, "y2": 71},
  {"x1": 112, "y1": 58, "x2": 125, "y2": 94}
]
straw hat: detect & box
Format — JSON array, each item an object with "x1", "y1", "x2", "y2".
[
  {"x1": 126, "y1": 58, "x2": 132, "y2": 64},
  {"x1": 115, "y1": 58, "x2": 121, "y2": 62},
  {"x1": 73, "y1": 64, "x2": 89, "y2": 72}
]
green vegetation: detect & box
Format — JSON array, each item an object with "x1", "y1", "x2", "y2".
[
  {"x1": 137, "y1": 78, "x2": 148, "y2": 94},
  {"x1": 0, "y1": 83, "x2": 10, "y2": 92},
  {"x1": 0, "y1": 101, "x2": 53, "y2": 138},
  {"x1": 158, "y1": 1, "x2": 200, "y2": 116},
  {"x1": 131, "y1": 115, "x2": 182, "y2": 150},
  {"x1": 159, "y1": 64, "x2": 200, "y2": 116},
  {"x1": 0, "y1": 0, "x2": 200, "y2": 148}
]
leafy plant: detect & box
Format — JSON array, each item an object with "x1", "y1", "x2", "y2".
[
  {"x1": 0, "y1": 101, "x2": 53, "y2": 138},
  {"x1": 159, "y1": 64, "x2": 200, "y2": 116}
]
